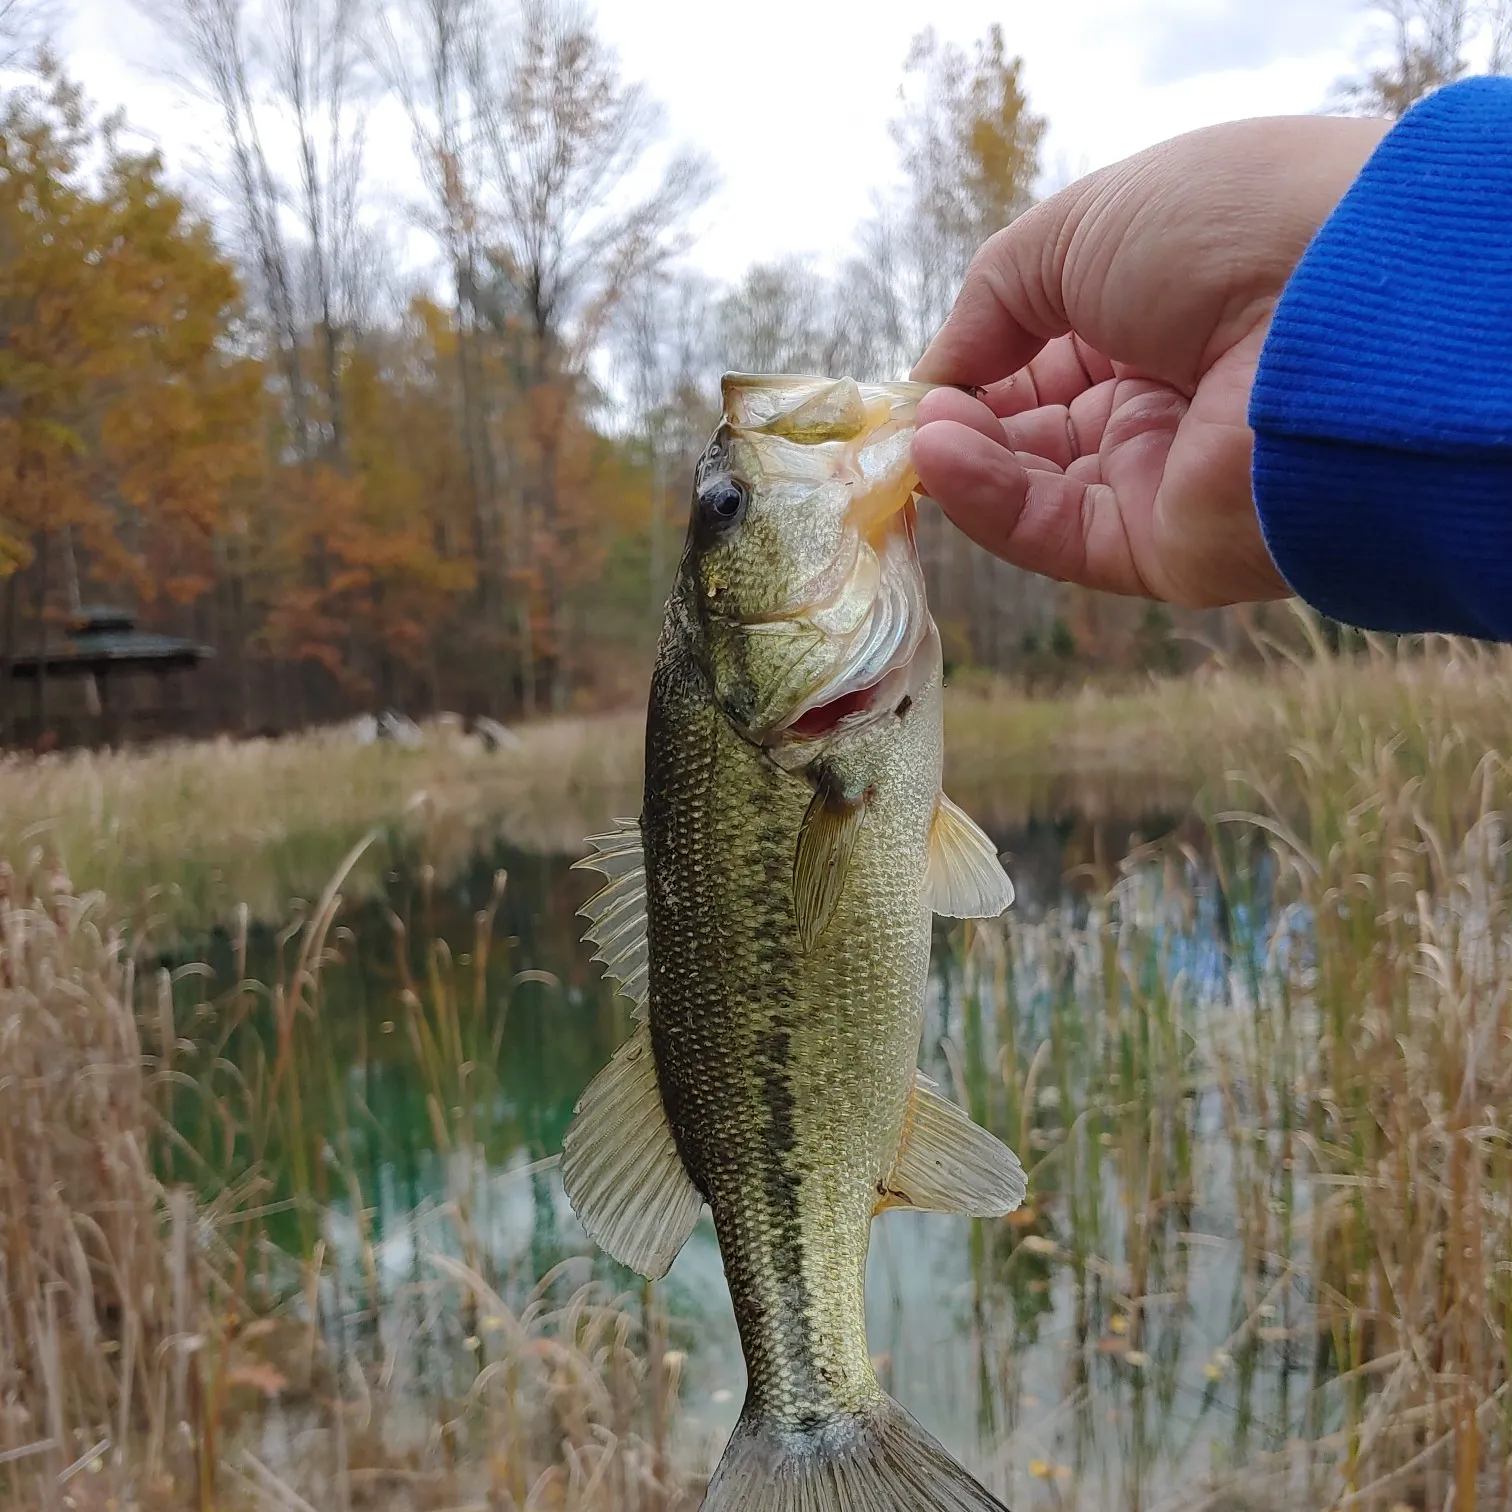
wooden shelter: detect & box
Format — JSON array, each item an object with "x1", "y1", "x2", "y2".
[{"x1": 8, "y1": 605, "x2": 213, "y2": 747}]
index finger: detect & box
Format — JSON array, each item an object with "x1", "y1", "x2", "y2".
[
  {"x1": 974, "y1": 335, "x2": 1118, "y2": 416},
  {"x1": 909, "y1": 191, "x2": 1081, "y2": 387}
]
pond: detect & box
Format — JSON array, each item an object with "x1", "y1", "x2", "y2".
[{"x1": 161, "y1": 809, "x2": 1330, "y2": 1512}]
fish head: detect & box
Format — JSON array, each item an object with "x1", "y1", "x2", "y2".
[{"x1": 683, "y1": 372, "x2": 936, "y2": 752}]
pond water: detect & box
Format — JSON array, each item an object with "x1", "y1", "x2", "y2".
[{"x1": 167, "y1": 810, "x2": 1324, "y2": 1511}]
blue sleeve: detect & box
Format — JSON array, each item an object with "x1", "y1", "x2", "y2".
[{"x1": 1249, "y1": 77, "x2": 1512, "y2": 642}]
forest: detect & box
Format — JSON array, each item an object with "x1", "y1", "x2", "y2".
[{"x1": 0, "y1": 0, "x2": 1501, "y2": 744}]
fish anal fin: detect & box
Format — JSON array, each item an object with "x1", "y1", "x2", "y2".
[
  {"x1": 878, "y1": 1073, "x2": 1027, "y2": 1218},
  {"x1": 925, "y1": 793, "x2": 1014, "y2": 919},
  {"x1": 701, "y1": 1395, "x2": 1008, "y2": 1511},
  {"x1": 560, "y1": 1025, "x2": 702, "y2": 1279},
  {"x1": 792, "y1": 782, "x2": 867, "y2": 952}
]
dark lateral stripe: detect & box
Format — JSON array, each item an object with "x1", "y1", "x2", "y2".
[{"x1": 751, "y1": 1016, "x2": 825, "y2": 1424}]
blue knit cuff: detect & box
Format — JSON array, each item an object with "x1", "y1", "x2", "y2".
[
  {"x1": 1250, "y1": 77, "x2": 1512, "y2": 640},
  {"x1": 1254, "y1": 432, "x2": 1512, "y2": 639}
]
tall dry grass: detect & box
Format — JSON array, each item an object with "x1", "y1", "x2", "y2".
[
  {"x1": 940, "y1": 629, "x2": 1512, "y2": 1509},
  {"x1": 4, "y1": 627, "x2": 1510, "y2": 929},
  {"x1": 0, "y1": 860, "x2": 241, "y2": 1509},
  {"x1": 0, "y1": 713, "x2": 645, "y2": 928},
  {"x1": 6, "y1": 623, "x2": 1512, "y2": 1509},
  {"x1": 0, "y1": 851, "x2": 693, "y2": 1512}
]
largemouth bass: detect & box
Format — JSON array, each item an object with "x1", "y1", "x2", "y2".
[{"x1": 564, "y1": 373, "x2": 1025, "y2": 1512}]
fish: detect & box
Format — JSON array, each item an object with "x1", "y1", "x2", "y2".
[{"x1": 563, "y1": 373, "x2": 1026, "y2": 1512}]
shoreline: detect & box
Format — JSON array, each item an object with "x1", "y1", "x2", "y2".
[{"x1": 2, "y1": 641, "x2": 1508, "y2": 928}]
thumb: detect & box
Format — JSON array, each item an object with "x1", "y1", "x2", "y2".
[{"x1": 910, "y1": 187, "x2": 1084, "y2": 387}]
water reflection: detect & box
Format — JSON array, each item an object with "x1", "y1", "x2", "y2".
[{"x1": 171, "y1": 811, "x2": 1326, "y2": 1507}]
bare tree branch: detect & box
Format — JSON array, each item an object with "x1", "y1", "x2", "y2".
[
  {"x1": 464, "y1": 0, "x2": 715, "y2": 374},
  {"x1": 0, "y1": 0, "x2": 59, "y2": 72},
  {"x1": 1328, "y1": 0, "x2": 1512, "y2": 117},
  {"x1": 133, "y1": 0, "x2": 370, "y2": 461}
]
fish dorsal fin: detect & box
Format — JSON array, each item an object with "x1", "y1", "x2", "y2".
[
  {"x1": 792, "y1": 784, "x2": 867, "y2": 952},
  {"x1": 925, "y1": 794, "x2": 1014, "y2": 919},
  {"x1": 573, "y1": 818, "x2": 650, "y2": 1019},
  {"x1": 560, "y1": 1024, "x2": 704, "y2": 1279},
  {"x1": 877, "y1": 1073, "x2": 1027, "y2": 1217}
]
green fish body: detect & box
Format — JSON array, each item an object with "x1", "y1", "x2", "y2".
[{"x1": 565, "y1": 375, "x2": 1025, "y2": 1512}]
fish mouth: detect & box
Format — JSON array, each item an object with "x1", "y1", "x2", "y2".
[
  {"x1": 701, "y1": 374, "x2": 934, "y2": 750},
  {"x1": 782, "y1": 659, "x2": 916, "y2": 741}
]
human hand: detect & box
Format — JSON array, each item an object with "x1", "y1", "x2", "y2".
[{"x1": 910, "y1": 115, "x2": 1390, "y2": 606}]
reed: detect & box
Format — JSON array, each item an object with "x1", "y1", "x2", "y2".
[
  {"x1": 938, "y1": 629, "x2": 1512, "y2": 1509},
  {"x1": 0, "y1": 860, "x2": 233, "y2": 1509},
  {"x1": 0, "y1": 851, "x2": 693, "y2": 1512},
  {"x1": 8, "y1": 622, "x2": 1512, "y2": 1509}
]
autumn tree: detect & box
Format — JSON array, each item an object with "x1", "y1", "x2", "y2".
[
  {"x1": 138, "y1": 0, "x2": 370, "y2": 463},
  {"x1": 275, "y1": 304, "x2": 477, "y2": 707},
  {"x1": 839, "y1": 26, "x2": 1061, "y2": 670},
  {"x1": 372, "y1": 0, "x2": 500, "y2": 619},
  {"x1": 713, "y1": 258, "x2": 892, "y2": 380},
  {"x1": 615, "y1": 268, "x2": 720, "y2": 613},
  {"x1": 138, "y1": 0, "x2": 491, "y2": 715},
  {"x1": 852, "y1": 24, "x2": 1045, "y2": 380},
  {"x1": 1335, "y1": 0, "x2": 1512, "y2": 116},
  {"x1": 464, "y1": 0, "x2": 714, "y2": 711},
  {"x1": 0, "y1": 66, "x2": 261, "y2": 737}
]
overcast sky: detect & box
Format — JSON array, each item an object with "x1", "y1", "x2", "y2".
[{"x1": 62, "y1": 0, "x2": 1381, "y2": 287}]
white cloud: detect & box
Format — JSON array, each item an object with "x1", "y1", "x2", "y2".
[
  {"x1": 59, "y1": 0, "x2": 1374, "y2": 289},
  {"x1": 1123, "y1": 0, "x2": 1366, "y2": 85}
]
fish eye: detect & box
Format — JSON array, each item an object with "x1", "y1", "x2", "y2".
[{"x1": 699, "y1": 478, "x2": 748, "y2": 528}]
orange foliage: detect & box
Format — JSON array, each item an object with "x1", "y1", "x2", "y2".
[{"x1": 0, "y1": 66, "x2": 261, "y2": 602}]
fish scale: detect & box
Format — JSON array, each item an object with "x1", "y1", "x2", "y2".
[{"x1": 562, "y1": 374, "x2": 1026, "y2": 1512}]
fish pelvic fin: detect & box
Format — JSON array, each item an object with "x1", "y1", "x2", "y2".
[
  {"x1": 701, "y1": 1395, "x2": 1011, "y2": 1512},
  {"x1": 561, "y1": 1024, "x2": 703, "y2": 1279},
  {"x1": 925, "y1": 793, "x2": 1014, "y2": 919},
  {"x1": 876, "y1": 1073, "x2": 1027, "y2": 1218},
  {"x1": 573, "y1": 817, "x2": 650, "y2": 1018}
]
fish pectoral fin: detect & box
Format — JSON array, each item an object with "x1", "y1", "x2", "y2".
[
  {"x1": 560, "y1": 1024, "x2": 703, "y2": 1279},
  {"x1": 878, "y1": 1073, "x2": 1027, "y2": 1218},
  {"x1": 792, "y1": 783, "x2": 867, "y2": 952},
  {"x1": 573, "y1": 817, "x2": 650, "y2": 1019},
  {"x1": 925, "y1": 792, "x2": 1014, "y2": 919}
]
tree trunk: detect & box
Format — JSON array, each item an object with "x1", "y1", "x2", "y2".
[
  {"x1": 649, "y1": 427, "x2": 666, "y2": 618},
  {"x1": 0, "y1": 571, "x2": 16, "y2": 745},
  {"x1": 33, "y1": 531, "x2": 50, "y2": 742}
]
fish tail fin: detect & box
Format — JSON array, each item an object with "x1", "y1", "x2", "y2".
[{"x1": 701, "y1": 1394, "x2": 1010, "y2": 1512}]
